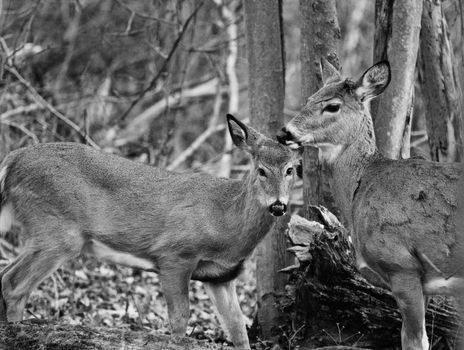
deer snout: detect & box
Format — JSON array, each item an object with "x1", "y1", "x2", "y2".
[
  {"x1": 277, "y1": 127, "x2": 300, "y2": 149},
  {"x1": 276, "y1": 127, "x2": 293, "y2": 144},
  {"x1": 269, "y1": 200, "x2": 287, "y2": 217}
]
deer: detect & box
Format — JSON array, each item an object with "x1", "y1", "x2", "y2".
[
  {"x1": 277, "y1": 60, "x2": 464, "y2": 350},
  {"x1": 0, "y1": 114, "x2": 299, "y2": 349}
]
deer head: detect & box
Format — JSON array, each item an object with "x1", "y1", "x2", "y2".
[
  {"x1": 227, "y1": 114, "x2": 298, "y2": 216},
  {"x1": 277, "y1": 60, "x2": 391, "y2": 163}
]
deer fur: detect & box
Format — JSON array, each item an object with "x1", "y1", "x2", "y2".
[
  {"x1": 278, "y1": 60, "x2": 463, "y2": 350},
  {"x1": 0, "y1": 114, "x2": 299, "y2": 349}
]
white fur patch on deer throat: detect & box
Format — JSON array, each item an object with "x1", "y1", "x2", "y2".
[
  {"x1": 88, "y1": 239, "x2": 154, "y2": 270},
  {"x1": 0, "y1": 202, "x2": 15, "y2": 233},
  {"x1": 316, "y1": 143, "x2": 343, "y2": 164},
  {"x1": 423, "y1": 277, "x2": 463, "y2": 295},
  {"x1": 299, "y1": 134, "x2": 316, "y2": 146}
]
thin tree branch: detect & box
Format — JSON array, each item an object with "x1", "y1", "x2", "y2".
[
  {"x1": 116, "y1": 2, "x2": 204, "y2": 124},
  {"x1": 166, "y1": 118, "x2": 249, "y2": 172},
  {"x1": 166, "y1": 124, "x2": 225, "y2": 171},
  {"x1": 0, "y1": 103, "x2": 41, "y2": 120},
  {"x1": 114, "y1": 0, "x2": 176, "y2": 25},
  {"x1": 4, "y1": 65, "x2": 100, "y2": 149},
  {"x1": 1, "y1": 120, "x2": 39, "y2": 144},
  {"x1": 114, "y1": 78, "x2": 221, "y2": 146}
]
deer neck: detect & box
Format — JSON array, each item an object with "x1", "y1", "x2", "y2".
[
  {"x1": 328, "y1": 117, "x2": 380, "y2": 225},
  {"x1": 231, "y1": 173, "x2": 276, "y2": 250}
]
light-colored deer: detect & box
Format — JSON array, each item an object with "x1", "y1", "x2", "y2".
[
  {"x1": 278, "y1": 60, "x2": 464, "y2": 350},
  {"x1": 0, "y1": 114, "x2": 299, "y2": 349}
]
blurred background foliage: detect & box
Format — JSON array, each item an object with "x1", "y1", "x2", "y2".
[{"x1": 0, "y1": 0, "x2": 378, "y2": 169}]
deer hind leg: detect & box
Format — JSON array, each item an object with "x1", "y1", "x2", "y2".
[
  {"x1": 390, "y1": 272, "x2": 428, "y2": 350},
  {"x1": 1, "y1": 225, "x2": 82, "y2": 322},
  {"x1": 1, "y1": 247, "x2": 74, "y2": 322},
  {"x1": 204, "y1": 280, "x2": 250, "y2": 349}
]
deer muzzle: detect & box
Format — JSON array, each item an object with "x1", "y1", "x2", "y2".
[
  {"x1": 269, "y1": 200, "x2": 287, "y2": 217},
  {"x1": 276, "y1": 127, "x2": 294, "y2": 144},
  {"x1": 276, "y1": 127, "x2": 300, "y2": 149}
]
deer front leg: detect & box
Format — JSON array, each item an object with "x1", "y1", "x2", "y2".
[
  {"x1": 390, "y1": 272, "x2": 428, "y2": 350},
  {"x1": 204, "y1": 280, "x2": 250, "y2": 349},
  {"x1": 159, "y1": 266, "x2": 192, "y2": 337}
]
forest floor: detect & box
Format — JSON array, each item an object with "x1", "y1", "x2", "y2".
[{"x1": 0, "y1": 255, "x2": 258, "y2": 349}]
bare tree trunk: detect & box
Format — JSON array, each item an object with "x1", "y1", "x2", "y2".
[
  {"x1": 442, "y1": 0, "x2": 464, "y2": 115},
  {"x1": 297, "y1": 0, "x2": 348, "y2": 340},
  {"x1": 244, "y1": 0, "x2": 287, "y2": 340},
  {"x1": 372, "y1": 0, "x2": 422, "y2": 159},
  {"x1": 299, "y1": 0, "x2": 341, "y2": 215},
  {"x1": 216, "y1": 0, "x2": 239, "y2": 178},
  {"x1": 443, "y1": 0, "x2": 464, "y2": 153},
  {"x1": 420, "y1": 0, "x2": 463, "y2": 162}
]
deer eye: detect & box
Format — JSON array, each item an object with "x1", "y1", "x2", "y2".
[
  {"x1": 286, "y1": 167, "x2": 294, "y2": 176},
  {"x1": 322, "y1": 103, "x2": 341, "y2": 114},
  {"x1": 258, "y1": 168, "x2": 267, "y2": 177}
]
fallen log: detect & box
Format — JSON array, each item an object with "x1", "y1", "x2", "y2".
[
  {"x1": 283, "y1": 206, "x2": 462, "y2": 349},
  {"x1": 0, "y1": 321, "x2": 231, "y2": 350}
]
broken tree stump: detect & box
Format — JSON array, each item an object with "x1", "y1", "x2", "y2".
[{"x1": 283, "y1": 206, "x2": 462, "y2": 349}]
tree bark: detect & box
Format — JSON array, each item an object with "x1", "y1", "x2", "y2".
[
  {"x1": 442, "y1": 0, "x2": 464, "y2": 120},
  {"x1": 299, "y1": 0, "x2": 341, "y2": 216},
  {"x1": 244, "y1": 0, "x2": 288, "y2": 340},
  {"x1": 372, "y1": 0, "x2": 422, "y2": 159},
  {"x1": 0, "y1": 321, "x2": 230, "y2": 350},
  {"x1": 420, "y1": 0, "x2": 463, "y2": 162}
]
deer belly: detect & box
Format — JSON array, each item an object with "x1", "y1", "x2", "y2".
[
  {"x1": 84, "y1": 239, "x2": 155, "y2": 270},
  {"x1": 192, "y1": 260, "x2": 245, "y2": 283}
]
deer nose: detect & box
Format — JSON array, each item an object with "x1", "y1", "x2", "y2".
[
  {"x1": 276, "y1": 127, "x2": 294, "y2": 145},
  {"x1": 269, "y1": 200, "x2": 287, "y2": 217}
]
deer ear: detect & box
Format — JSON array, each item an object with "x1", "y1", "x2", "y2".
[
  {"x1": 321, "y1": 57, "x2": 341, "y2": 84},
  {"x1": 226, "y1": 114, "x2": 260, "y2": 152},
  {"x1": 296, "y1": 160, "x2": 303, "y2": 179},
  {"x1": 227, "y1": 114, "x2": 248, "y2": 148},
  {"x1": 355, "y1": 61, "x2": 391, "y2": 102}
]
